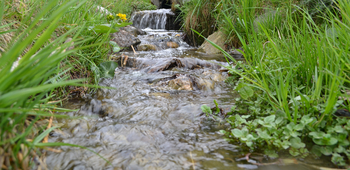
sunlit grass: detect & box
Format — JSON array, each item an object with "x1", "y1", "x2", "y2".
[{"x1": 0, "y1": 0, "x2": 115, "y2": 168}]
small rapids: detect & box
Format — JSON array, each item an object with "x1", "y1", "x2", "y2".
[{"x1": 46, "y1": 9, "x2": 334, "y2": 170}]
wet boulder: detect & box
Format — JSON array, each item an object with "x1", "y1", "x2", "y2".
[
  {"x1": 110, "y1": 30, "x2": 141, "y2": 50},
  {"x1": 202, "y1": 70, "x2": 225, "y2": 82},
  {"x1": 190, "y1": 71, "x2": 225, "y2": 91},
  {"x1": 147, "y1": 36, "x2": 182, "y2": 50},
  {"x1": 152, "y1": 74, "x2": 194, "y2": 91},
  {"x1": 120, "y1": 25, "x2": 146, "y2": 37},
  {"x1": 152, "y1": 72, "x2": 225, "y2": 91},
  {"x1": 168, "y1": 75, "x2": 193, "y2": 91},
  {"x1": 146, "y1": 58, "x2": 222, "y2": 73},
  {"x1": 199, "y1": 30, "x2": 226, "y2": 54},
  {"x1": 193, "y1": 77, "x2": 214, "y2": 90},
  {"x1": 112, "y1": 55, "x2": 147, "y2": 68},
  {"x1": 166, "y1": 41, "x2": 179, "y2": 48},
  {"x1": 148, "y1": 92, "x2": 171, "y2": 98},
  {"x1": 137, "y1": 44, "x2": 158, "y2": 51},
  {"x1": 147, "y1": 59, "x2": 180, "y2": 73}
]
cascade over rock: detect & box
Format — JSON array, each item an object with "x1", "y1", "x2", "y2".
[{"x1": 131, "y1": 9, "x2": 180, "y2": 30}]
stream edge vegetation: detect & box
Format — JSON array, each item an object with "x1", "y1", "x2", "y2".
[
  {"x1": 0, "y1": 0, "x2": 156, "y2": 168},
  {"x1": 182, "y1": 0, "x2": 350, "y2": 167}
]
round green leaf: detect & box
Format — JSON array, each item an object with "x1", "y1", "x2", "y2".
[
  {"x1": 320, "y1": 146, "x2": 333, "y2": 155},
  {"x1": 265, "y1": 149, "x2": 279, "y2": 158},
  {"x1": 331, "y1": 153, "x2": 346, "y2": 166},
  {"x1": 256, "y1": 128, "x2": 271, "y2": 140},
  {"x1": 231, "y1": 129, "x2": 243, "y2": 138},
  {"x1": 290, "y1": 137, "x2": 305, "y2": 149},
  {"x1": 313, "y1": 137, "x2": 338, "y2": 146},
  {"x1": 238, "y1": 85, "x2": 254, "y2": 100},
  {"x1": 264, "y1": 115, "x2": 275, "y2": 123},
  {"x1": 99, "y1": 61, "x2": 118, "y2": 78},
  {"x1": 109, "y1": 41, "x2": 121, "y2": 53},
  {"x1": 309, "y1": 131, "x2": 325, "y2": 139},
  {"x1": 219, "y1": 130, "x2": 227, "y2": 134},
  {"x1": 293, "y1": 124, "x2": 304, "y2": 131}
]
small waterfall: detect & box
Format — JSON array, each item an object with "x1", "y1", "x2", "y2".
[{"x1": 131, "y1": 9, "x2": 174, "y2": 29}]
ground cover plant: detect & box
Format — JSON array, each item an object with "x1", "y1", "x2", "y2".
[{"x1": 198, "y1": 0, "x2": 350, "y2": 167}]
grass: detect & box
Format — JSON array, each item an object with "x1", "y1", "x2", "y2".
[
  {"x1": 195, "y1": 0, "x2": 350, "y2": 167},
  {"x1": 179, "y1": 0, "x2": 218, "y2": 46},
  {"x1": 95, "y1": 0, "x2": 156, "y2": 16},
  {"x1": 1, "y1": 0, "x2": 157, "y2": 100},
  {"x1": 0, "y1": 0, "x2": 155, "y2": 168},
  {"x1": 0, "y1": 0, "x2": 86, "y2": 168}
]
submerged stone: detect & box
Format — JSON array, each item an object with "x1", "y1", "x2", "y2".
[
  {"x1": 148, "y1": 92, "x2": 171, "y2": 98},
  {"x1": 168, "y1": 75, "x2": 193, "y2": 91},
  {"x1": 166, "y1": 41, "x2": 179, "y2": 48},
  {"x1": 137, "y1": 44, "x2": 158, "y2": 51}
]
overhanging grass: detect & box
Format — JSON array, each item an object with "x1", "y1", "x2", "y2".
[{"x1": 0, "y1": 0, "x2": 121, "y2": 168}]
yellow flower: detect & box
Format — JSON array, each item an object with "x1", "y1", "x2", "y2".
[{"x1": 116, "y1": 13, "x2": 127, "y2": 21}]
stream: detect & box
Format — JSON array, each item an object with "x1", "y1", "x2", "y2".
[{"x1": 45, "y1": 9, "x2": 335, "y2": 170}]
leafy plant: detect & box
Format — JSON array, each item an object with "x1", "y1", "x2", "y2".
[
  {"x1": 213, "y1": 99, "x2": 220, "y2": 114},
  {"x1": 201, "y1": 104, "x2": 212, "y2": 117},
  {"x1": 99, "y1": 61, "x2": 118, "y2": 78}
]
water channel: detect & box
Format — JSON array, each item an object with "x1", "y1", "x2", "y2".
[{"x1": 45, "y1": 9, "x2": 336, "y2": 170}]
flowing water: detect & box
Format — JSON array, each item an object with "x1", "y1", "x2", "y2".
[
  {"x1": 131, "y1": 9, "x2": 174, "y2": 29},
  {"x1": 46, "y1": 9, "x2": 335, "y2": 170}
]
